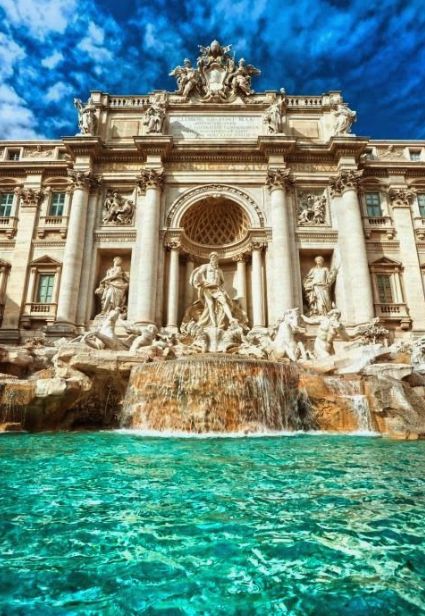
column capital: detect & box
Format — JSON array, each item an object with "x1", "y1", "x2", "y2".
[
  {"x1": 388, "y1": 187, "x2": 415, "y2": 208},
  {"x1": 329, "y1": 169, "x2": 362, "y2": 197},
  {"x1": 16, "y1": 187, "x2": 44, "y2": 209},
  {"x1": 138, "y1": 168, "x2": 165, "y2": 193},
  {"x1": 249, "y1": 240, "x2": 267, "y2": 252},
  {"x1": 165, "y1": 239, "x2": 181, "y2": 251},
  {"x1": 232, "y1": 253, "x2": 248, "y2": 263},
  {"x1": 68, "y1": 169, "x2": 99, "y2": 191},
  {"x1": 266, "y1": 168, "x2": 292, "y2": 192}
]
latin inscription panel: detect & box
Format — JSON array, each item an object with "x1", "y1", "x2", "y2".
[{"x1": 168, "y1": 115, "x2": 263, "y2": 139}]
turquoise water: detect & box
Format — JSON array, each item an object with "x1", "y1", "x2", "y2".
[{"x1": 0, "y1": 433, "x2": 424, "y2": 615}]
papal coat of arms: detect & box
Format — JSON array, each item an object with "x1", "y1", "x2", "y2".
[{"x1": 169, "y1": 40, "x2": 261, "y2": 102}]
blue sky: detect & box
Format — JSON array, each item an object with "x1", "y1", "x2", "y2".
[{"x1": 0, "y1": 0, "x2": 424, "y2": 141}]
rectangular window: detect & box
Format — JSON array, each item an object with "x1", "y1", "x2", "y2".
[
  {"x1": 7, "y1": 149, "x2": 20, "y2": 161},
  {"x1": 376, "y1": 274, "x2": 393, "y2": 303},
  {"x1": 418, "y1": 194, "x2": 425, "y2": 218},
  {"x1": 37, "y1": 274, "x2": 55, "y2": 303},
  {"x1": 49, "y1": 192, "x2": 65, "y2": 216},
  {"x1": 365, "y1": 192, "x2": 382, "y2": 217},
  {"x1": 410, "y1": 150, "x2": 421, "y2": 162},
  {"x1": 0, "y1": 193, "x2": 14, "y2": 217}
]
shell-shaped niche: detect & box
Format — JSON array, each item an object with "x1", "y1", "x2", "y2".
[{"x1": 181, "y1": 197, "x2": 250, "y2": 246}]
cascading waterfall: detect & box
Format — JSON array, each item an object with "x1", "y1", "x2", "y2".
[
  {"x1": 343, "y1": 395, "x2": 374, "y2": 432},
  {"x1": 121, "y1": 355, "x2": 310, "y2": 433}
]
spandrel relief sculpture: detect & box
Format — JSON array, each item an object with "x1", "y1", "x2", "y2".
[
  {"x1": 102, "y1": 191, "x2": 134, "y2": 225},
  {"x1": 74, "y1": 97, "x2": 97, "y2": 136},
  {"x1": 95, "y1": 257, "x2": 129, "y2": 318},
  {"x1": 297, "y1": 192, "x2": 327, "y2": 225},
  {"x1": 303, "y1": 256, "x2": 337, "y2": 316}
]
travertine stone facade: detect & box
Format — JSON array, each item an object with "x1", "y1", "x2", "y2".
[{"x1": 1, "y1": 42, "x2": 425, "y2": 342}]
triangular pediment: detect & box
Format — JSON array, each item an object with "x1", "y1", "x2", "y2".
[
  {"x1": 30, "y1": 255, "x2": 61, "y2": 266},
  {"x1": 371, "y1": 257, "x2": 401, "y2": 267}
]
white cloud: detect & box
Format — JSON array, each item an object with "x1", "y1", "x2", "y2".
[
  {"x1": 45, "y1": 81, "x2": 74, "y2": 103},
  {"x1": 0, "y1": 32, "x2": 26, "y2": 79},
  {"x1": 0, "y1": 84, "x2": 39, "y2": 139},
  {"x1": 0, "y1": 0, "x2": 79, "y2": 40},
  {"x1": 77, "y1": 21, "x2": 114, "y2": 64},
  {"x1": 41, "y1": 51, "x2": 64, "y2": 69}
]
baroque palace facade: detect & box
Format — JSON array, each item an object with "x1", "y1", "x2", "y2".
[{"x1": 1, "y1": 40, "x2": 425, "y2": 344}]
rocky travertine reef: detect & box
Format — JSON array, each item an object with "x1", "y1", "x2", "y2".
[{"x1": 0, "y1": 328, "x2": 424, "y2": 438}]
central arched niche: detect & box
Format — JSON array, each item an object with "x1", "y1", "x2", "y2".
[{"x1": 181, "y1": 197, "x2": 250, "y2": 247}]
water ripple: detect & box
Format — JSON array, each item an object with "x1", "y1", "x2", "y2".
[{"x1": 0, "y1": 433, "x2": 424, "y2": 615}]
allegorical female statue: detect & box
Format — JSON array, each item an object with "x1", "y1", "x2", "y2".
[
  {"x1": 303, "y1": 256, "x2": 337, "y2": 316},
  {"x1": 73, "y1": 97, "x2": 97, "y2": 136},
  {"x1": 95, "y1": 257, "x2": 129, "y2": 316}
]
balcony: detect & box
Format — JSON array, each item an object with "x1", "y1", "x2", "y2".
[
  {"x1": 37, "y1": 216, "x2": 68, "y2": 239},
  {"x1": 374, "y1": 303, "x2": 411, "y2": 329},
  {"x1": 363, "y1": 215, "x2": 395, "y2": 239},
  {"x1": 22, "y1": 302, "x2": 57, "y2": 323},
  {"x1": 0, "y1": 216, "x2": 18, "y2": 239},
  {"x1": 413, "y1": 216, "x2": 425, "y2": 241}
]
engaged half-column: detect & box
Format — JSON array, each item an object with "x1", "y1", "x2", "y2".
[
  {"x1": 266, "y1": 168, "x2": 295, "y2": 317},
  {"x1": 55, "y1": 170, "x2": 97, "y2": 331},
  {"x1": 330, "y1": 170, "x2": 374, "y2": 324},
  {"x1": 134, "y1": 169, "x2": 164, "y2": 325}
]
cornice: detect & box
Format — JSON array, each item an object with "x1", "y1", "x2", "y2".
[
  {"x1": 63, "y1": 136, "x2": 105, "y2": 159},
  {"x1": 133, "y1": 135, "x2": 173, "y2": 161}
]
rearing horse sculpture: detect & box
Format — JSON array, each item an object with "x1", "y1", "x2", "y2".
[{"x1": 271, "y1": 308, "x2": 308, "y2": 362}]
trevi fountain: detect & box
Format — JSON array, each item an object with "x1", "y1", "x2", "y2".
[{"x1": 0, "y1": 39, "x2": 424, "y2": 615}]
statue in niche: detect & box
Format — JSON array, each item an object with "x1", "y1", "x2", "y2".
[
  {"x1": 74, "y1": 97, "x2": 97, "y2": 136},
  {"x1": 95, "y1": 257, "x2": 129, "y2": 317},
  {"x1": 303, "y1": 256, "x2": 337, "y2": 316},
  {"x1": 302, "y1": 309, "x2": 350, "y2": 358},
  {"x1": 263, "y1": 93, "x2": 286, "y2": 134},
  {"x1": 143, "y1": 102, "x2": 166, "y2": 134},
  {"x1": 169, "y1": 58, "x2": 202, "y2": 99},
  {"x1": 189, "y1": 252, "x2": 237, "y2": 329},
  {"x1": 102, "y1": 191, "x2": 134, "y2": 225},
  {"x1": 332, "y1": 102, "x2": 356, "y2": 136},
  {"x1": 298, "y1": 193, "x2": 327, "y2": 225}
]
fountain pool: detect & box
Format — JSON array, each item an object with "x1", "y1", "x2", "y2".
[{"x1": 0, "y1": 432, "x2": 424, "y2": 614}]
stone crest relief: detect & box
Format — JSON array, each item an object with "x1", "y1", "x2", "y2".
[{"x1": 169, "y1": 40, "x2": 260, "y2": 102}]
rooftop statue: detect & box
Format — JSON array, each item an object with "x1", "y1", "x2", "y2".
[
  {"x1": 170, "y1": 40, "x2": 260, "y2": 102},
  {"x1": 74, "y1": 97, "x2": 97, "y2": 136}
]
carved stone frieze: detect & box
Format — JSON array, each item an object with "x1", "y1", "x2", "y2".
[
  {"x1": 265, "y1": 168, "x2": 292, "y2": 191},
  {"x1": 102, "y1": 191, "x2": 135, "y2": 225},
  {"x1": 138, "y1": 169, "x2": 165, "y2": 192},
  {"x1": 388, "y1": 187, "x2": 415, "y2": 208},
  {"x1": 297, "y1": 190, "x2": 327, "y2": 225}
]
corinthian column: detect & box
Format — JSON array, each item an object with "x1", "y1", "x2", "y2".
[
  {"x1": 134, "y1": 169, "x2": 164, "y2": 324},
  {"x1": 232, "y1": 254, "x2": 248, "y2": 313},
  {"x1": 250, "y1": 242, "x2": 266, "y2": 327},
  {"x1": 330, "y1": 170, "x2": 374, "y2": 324},
  {"x1": 266, "y1": 168, "x2": 295, "y2": 317},
  {"x1": 389, "y1": 187, "x2": 425, "y2": 330},
  {"x1": 166, "y1": 240, "x2": 180, "y2": 329},
  {"x1": 55, "y1": 170, "x2": 97, "y2": 330}
]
